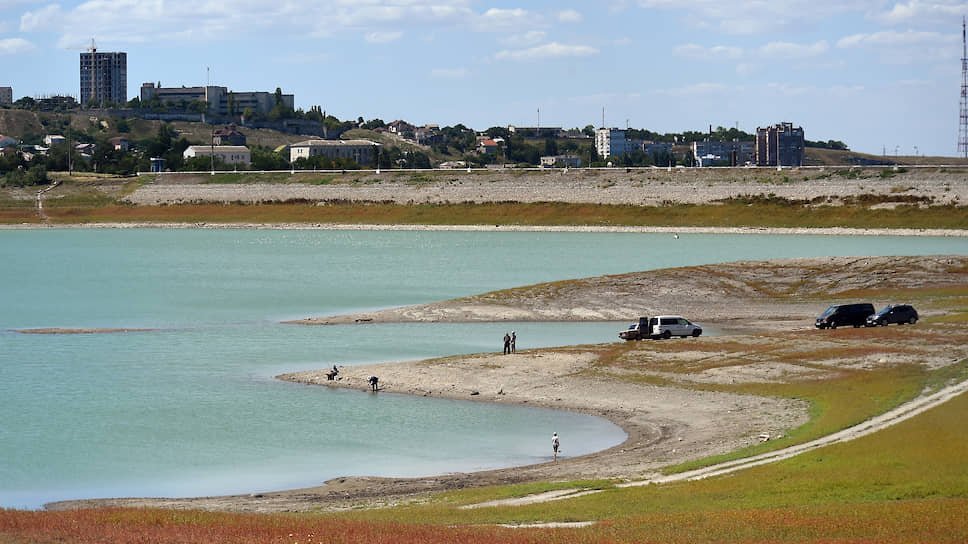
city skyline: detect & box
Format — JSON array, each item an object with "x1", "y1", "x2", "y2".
[{"x1": 0, "y1": 1, "x2": 964, "y2": 156}]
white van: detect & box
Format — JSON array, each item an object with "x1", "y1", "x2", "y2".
[{"x1": 650, "y1": 315, "x2": 703, "y2": 339}]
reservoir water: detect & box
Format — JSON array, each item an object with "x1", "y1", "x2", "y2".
[{"x1": 1, "y1": 228, "x2": 965, "y2": 509}]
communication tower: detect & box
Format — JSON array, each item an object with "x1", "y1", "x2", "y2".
[{"x1": 960, "y1": 17, "x2": 968, "y2": 157}]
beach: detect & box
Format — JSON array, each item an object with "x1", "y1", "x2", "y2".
[{"x1": 48, "y1": 254, "x2": 968, "y2": 513}]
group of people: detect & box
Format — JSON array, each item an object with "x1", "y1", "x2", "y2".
[{"x1": 502, "y1": 331, "x2": 517, "y2": 354}]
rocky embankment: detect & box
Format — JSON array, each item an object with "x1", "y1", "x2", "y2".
[{"x1": 124, "y1": 167, "x2": 967, "y2": 207}]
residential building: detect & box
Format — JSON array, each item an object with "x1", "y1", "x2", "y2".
[
  {"x1": 540, "y1": 155, "x2": 582, "y2": 168},
  {"x1": 692, "y1": 139, "x2": 754, "y2": 167},
  {"x1": 108, "y1": 136, "x2": 130, "y2": 152},
  {"x1": 140, "y1": 83, "x2": 293, "y2": 116},
  {"x1": 80, "y1": 50, "x2": 127, "y2": 106},
  {"x1": 643, "y1": 142, "x2": 674, "y2": 156},
  {"x1": 595, "y1": 128, "x2": 635, "y2": 159},
  {"x1": 44, "y1": 135, "x2": 67, "y2": 146},
  {"x1": 508, "y1": 126, "x2": 563, "y2": 139},
  {"x1": 755, "y1": 122, "x2": 804, "y2": 167},
  {"x1": 289, "y1": 139, "x2": 380, "y2": 166},
  {"x1": 477, "y1": 138, "x2": 500, "y2": 155},
  {"x1": 0, "y1": 86, "x2": 12, "y2": 106},
  {"x1": 212, "y1": 125, "x2": 246, "y2": 146},
  {"x1": 183, "y1": 145, "x2": 251, "y2": 166},
  {"x1": 387, "y1": 120, "x2": 415, "y2": 137},
  {"x1": 0, "y1": 134, "x2": 17, "y2": 149},
  {"x1": 414, "y1": 124, "x2": 440, "y2": 145}
]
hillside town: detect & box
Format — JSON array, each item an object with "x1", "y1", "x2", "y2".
[{"x1": 2, "y1": 46, "x2": 842, "y2": 182}]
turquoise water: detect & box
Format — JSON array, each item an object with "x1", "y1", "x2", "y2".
[{"x1": 1, "y1": 229, "x2": 965, "y2": 509}]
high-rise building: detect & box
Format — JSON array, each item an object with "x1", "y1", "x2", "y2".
[
  {"x1": 80, "y1": 49, "x2": 127, "y2": 106},
  {"x1": 596, "y1": 128, "x2": 634, "y2": 159},
  {"x1": 0, "y1": 86, "x2": 12, "y2": 105},
  {"x1": 755, "y1": 122, "x2": 804, "y2": 167}
]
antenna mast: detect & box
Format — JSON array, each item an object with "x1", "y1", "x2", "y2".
[{"x1": 959, "y1": 17, "x2": 968, "y2": 157}]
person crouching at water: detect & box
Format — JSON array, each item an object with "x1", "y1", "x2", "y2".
[{"x1": 368, "y1": 375, "x2": 379, "y2": 391}]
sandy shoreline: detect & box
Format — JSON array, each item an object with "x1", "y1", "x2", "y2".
[
  {"x1": 47, "y1": 255, "x2": 968, "y2": 513},
  {"x1": 1, "y1": 222, "x2": 966, "y2": 236}
]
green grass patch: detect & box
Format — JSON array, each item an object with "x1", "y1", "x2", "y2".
[
  {"x1": 5, "y1": 200, "x2": 965, "y2": 229},
  {"x1": 328, "y1": 388, "x2": 968, "y2": 540}
]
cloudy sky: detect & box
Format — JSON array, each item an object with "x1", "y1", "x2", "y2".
[{"x1": 1, "y1": 1, "x2": 966, "y2": 156}]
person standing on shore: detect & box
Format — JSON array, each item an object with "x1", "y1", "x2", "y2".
[
  {"x1": 510, "y1": 331, "x2": 516, "y2": 353},
  {"x1": 503, "y1": 332, "x2": 511, "y2": 354},
  {"x1": 552, "y1": 432, "x2": 560, "y2": 461}
]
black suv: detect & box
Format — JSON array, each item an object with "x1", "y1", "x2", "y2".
[
  {"x1": 866, "y1": 304, "x2": 918, "y2": 326},
  {"x1": 815, "y1": 303, "x2": 876, "y2": 329}
]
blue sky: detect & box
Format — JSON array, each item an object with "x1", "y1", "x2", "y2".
[{"x1": 1, "y1": 0, "x2": 966, "y2": 156}]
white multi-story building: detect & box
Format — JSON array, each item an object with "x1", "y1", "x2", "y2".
[
  {"x1": 183, "y1": 145, "x2": 251, "y2": 166},
  {"x1": 289, "y1": 139, "x2": 380, "y2": 166},
  {"x1": 595, "y1": 128, "x2": 635, "y2": 159}
]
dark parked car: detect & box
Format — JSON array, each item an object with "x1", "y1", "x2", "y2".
[
  {"x1": 866, "y1": 304, "x2": 918, "y2": 326},
  {"x1": 815, "y1": 303, "x2": 876, "y2": 329}
]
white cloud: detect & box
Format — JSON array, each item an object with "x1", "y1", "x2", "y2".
[
  {"x1": 495, "y1": 42, "x2": 598, "y2": 61},
  {"x1": 673, "y1": 43, "x2": 743, "y2": 60},
  {"x1": 735, "y1": 63, "x2": 755, "y2": 76},
  {"x1": 0, "y1": 37, "x2": 34, "y2": 55},
  {"x1": 27, "y1": 0, "x2": 476, "y2": 46},
  {"x1": 837, "y1": 29, "x2": 953, "y2": 48},
  {"x1": 758, "y1": 40, "x2": 829, "y2": 58},
  {"x1": 365, "y1": 30, "x2": 403, "y2": 43},
  {"x1": 20, "y1": 4, "x2": 64, "y2": 32},
  {"x1": 637, "y1": 0, "x2": 872, "y2": 35},
  {"x1": 475, "y1": 7, "x2": 531, "y2": 31},
  {"x1": 499, "y1": 30, "x2": 546, "y2": 47},
  {"x1": 876, "y1": 0, "x2": 967, "y2": 25},
  {"x1": 558, "y1": 9, "x2": 583, "y2": 23},
  {"x1": 430, "y1": 67, "x2": 469, "y2": 79}
]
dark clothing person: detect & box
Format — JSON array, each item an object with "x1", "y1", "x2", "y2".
[
  {"x1": 368, "y1": 375, "x2": 379, "y2": 391},
  {"x1": 503, "y1": 332, "x2": 511, "y2": 355}
]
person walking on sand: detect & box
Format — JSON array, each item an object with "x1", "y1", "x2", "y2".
[
  {"x1": 503, "y1": 332, "x2": 511, "y2": 355},
  {"x1": 552, "y1": 432, "x2": 560, "y2": 461},
  {"x1": 510, "y1": 331, "x2": 516, "y2": 353}
]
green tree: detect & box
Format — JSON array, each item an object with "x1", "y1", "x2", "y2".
[
  {"x1": 543, "y1": 138, "x2": 558, "y2": 157},
  {"x1": 250, "y1": 147, "x2": 289, "y2": 170}
]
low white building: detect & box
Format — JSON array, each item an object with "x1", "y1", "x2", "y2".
[
  {"x1": 289, "y1": 139, "x2": 380, "y2": 166},
  {"x1": 540, "y1": 155, "x2": 582, "y2": 168},
  {"x1": 183, "y1": 145, "x2": 251, "y2": 166}
]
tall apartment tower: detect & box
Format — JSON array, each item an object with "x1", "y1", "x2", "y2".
[
  {"x1": 755, "y1": 122, "x2": 804, "y2": 167},
  {"x1": 80, "y1": 45, "x2": 127, "y2": 106},
  {"x1": 0, "y1": 86, "x2": 12, "y2": 105}
]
